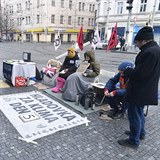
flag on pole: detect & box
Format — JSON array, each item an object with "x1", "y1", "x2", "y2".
[
  {"x1": 92, "y1": 25, "x2": 101, "y2": 50},
  {"x1": 77, "y1": 26, "x2": 83, "y2": 50},
  {"x1": 106, "y1": 23, "x2": 118, "y2": 52},
  {"x1": 54, "y1": 30, "x2": 61, "y2": 51}
]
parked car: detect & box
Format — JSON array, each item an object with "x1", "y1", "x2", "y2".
[
  {"x1": 96, "y1": 40, "x2": 108, "y2": 49},
  {"x1": 96, "y1": 39, "x2": 121, "y2": 50}
]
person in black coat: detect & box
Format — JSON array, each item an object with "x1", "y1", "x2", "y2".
[
  {"x1": 52, "y1": 47, "x2": 80, "y2": 93},
  {"x1": 118, "y1": 26, "x2": 160, "y2": 148}
]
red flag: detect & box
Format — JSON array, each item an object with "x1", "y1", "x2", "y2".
[
  {"x1": 77, "y1": 26, "x2": 83, "y2": 50},
  {"x1": 106, "y1": 23, "x2": 118, "y2": 51}
]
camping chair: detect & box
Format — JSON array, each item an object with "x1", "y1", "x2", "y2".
[{"x1": 91, "y1": 69, "x2": 115, "y2": 106}]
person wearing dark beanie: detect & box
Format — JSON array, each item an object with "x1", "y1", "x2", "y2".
[
  {"x1": 118, "y1": 26, "x2": 160, "y2": 148},
  {"x1": 134, "y1": 26, "x2": 154, "y2": 41}
]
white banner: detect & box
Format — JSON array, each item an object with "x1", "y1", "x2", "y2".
[
  {"x1": 92, "y1": 26, "x2": 100, "y2": 50},
  {"x1": 54, "y1": 30, "x2": 61, "y2": 51},
  {"x1": 0, "y1": 91, "x2": 89, "y2": 143}
]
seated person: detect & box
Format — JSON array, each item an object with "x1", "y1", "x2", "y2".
[
  {"x1": 61, "y1": 50, "x2": 100, "y2": 102},
  {"x1": 103, "y1": 61, "x2": 134, "y2": 119},
  {"x1": 41, "y1": 59, "x2": 62, "y2": 79},
  {"x1": 52, "y1": 47, "x2": 80, "y2": 93}
]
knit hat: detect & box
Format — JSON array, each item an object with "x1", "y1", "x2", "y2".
[
  {"x1": 118, "y1": 62, "x2": 134, "y2": 71},
  {"x1": 67, "y1": 47, "x2": 76, "y2": 58},
  {"x1": 134, "y1": 26, "x2": 154, "y2": 41}
]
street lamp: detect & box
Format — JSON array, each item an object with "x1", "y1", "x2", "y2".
[
  {"x1": 151, "y1": 0, "x2": 157, "y2": 27},
  {"x1": 104, "y1": 0, "x2": 111, "y2": 40},
  {"x1": 126, "y1": 0, "x2": 133, "y2": 45}
]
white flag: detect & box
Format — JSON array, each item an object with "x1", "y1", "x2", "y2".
[
  {"x1": 54, "y1": 30, "x2": 61, "y2": 51},
  {"x1": 92, "y1": 26, "x2": 100, "y2": 50}
]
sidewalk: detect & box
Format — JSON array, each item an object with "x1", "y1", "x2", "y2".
[{"x1": 0, "y1": 42, "x2": 160, "y2": 160}]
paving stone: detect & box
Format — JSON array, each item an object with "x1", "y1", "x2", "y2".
[{"x1": 0, "y1": 42, "x2": 160, "y2": 160}]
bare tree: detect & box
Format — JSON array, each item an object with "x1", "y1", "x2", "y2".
[{"x1": 1, "y1": 4, "x2": 15, "y2": 41}]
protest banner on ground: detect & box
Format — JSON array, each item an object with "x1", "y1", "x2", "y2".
[{"x1": 0, "y1": 91, "x2": 89, "y2": 143}]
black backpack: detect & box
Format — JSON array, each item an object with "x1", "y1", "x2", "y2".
[{"x1": 80, "y1": 91, "x2": 96, "y2": 110}]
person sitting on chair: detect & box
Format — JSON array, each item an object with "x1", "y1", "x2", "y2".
[
  {"x1": 103, "y1": 61, "x2": 134, "y2": 119},
  {"x1": 61, "y1": 50, "x2": 100, "y2": 102},
  {"x1": 51, "y1": 47, "x2": 80, "y2": 93}
]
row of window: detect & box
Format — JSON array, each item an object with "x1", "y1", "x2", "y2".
[
  {"x1": 51, "y1": 0, "x2": 95, "y2": 12},
  {"x1": 116, "y1": 0, "x2": 160, "y2": 14},
  {"x1": 8, "y1": 0, "x2": 95, "y2": 15},
  {"x1": 14, "y1": 15, "x2": 94, "y2": 27}
]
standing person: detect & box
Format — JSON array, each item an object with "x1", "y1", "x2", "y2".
[
  {"x1": 61, "y1": 50, "x2": 100, "y2": 102},
  {"x1": 51, "y1": 47, "x2": 79, "y2": 93},
  {"x1": 119, "y1": 37, "x2": 125, "y2": 51},
  {"x1": 118, "y1": 26, "x2": 160, "y2": 148},
  {"x1": 101, "y1": 62, "x2": 134, "y2": 119}
]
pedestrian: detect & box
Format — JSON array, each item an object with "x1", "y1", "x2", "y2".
[
  {"x1": 119, "y1": 37, "x2": 125, "y2": 51},
  {"x1": 100, "y1": 62, "x2": 134, "y2": 119},
  {"x1": 61, "y1": 50, "x2": 100, "y2": 102},
  {"x1": 118, "y1": 26, "x2": 160, "y2": 148},
  {"x1": 51, "y1": 47, "x2": 80, "y2": 93}
]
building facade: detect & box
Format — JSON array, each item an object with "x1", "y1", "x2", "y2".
[
  {"x1": 1, "y1": 0, "x2": 96, "y2": 42},
  {"x1": 96, "y1": 0, "x2": 160, "y2": 45}
]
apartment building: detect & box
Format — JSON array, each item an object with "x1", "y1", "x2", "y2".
[
  {"x1": 96, "y1": 0, "x2": 160, "y2": 45},
  {"x1": 1, "y1": 0, "x2": 96, "y2": 42}
]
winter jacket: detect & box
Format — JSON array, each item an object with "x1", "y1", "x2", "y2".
[
  {"x1": 104, "y1": 73, "x2": 129, "y2": 97},
  {"x1": 124, "y1": 41, "x2": 160, "y2": 105},
  {"x1": 59, "y1": 52, "x2": 80, "y2": 79},
  {"x1": 84, "y1": 50, "x2": 100, "y2": 77}
]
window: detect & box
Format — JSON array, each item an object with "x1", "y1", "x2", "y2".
[
  {"x1": 51, "y1": 0, "x2": 55, "y2": 6},
  {"x1": 82, "y1": 3, "x2": 85, "y2": 11},
  {"x1": 61, "y1": 0, "x2": 64, "y2": 8},
  {"x1": 91, "y1": 18, "x2": 94, "y2": 26},
  {"x1": 158, "y1": 2, "x2": 160, "y2": 10},
  {"x1": 60, "y1": 15, "x2": 64, "y2": 24},
  {"x1": 88, "y1": 18, "x2": 91, "y2": 26},
  {"x1": 140, "y1": 0, "x2": 147, "y2": 12},
  {"x1": 26, "y1": 1, "x2": 31, "y2": 10},
  {"x1": 78, "y1": 17, "x2": 80, "y2": 25},
  {"x1": 79, "y1": 2, "x2": 81, "y2": 11},
  {"x1": 37, "y1": 15, "x2": 40, "y2": 23},
  {"x1": 28, "y1": 16, "x2": 31, "y2": 24},
  {"x1": 81, "y1": 17, "x2": 84, "y2": 25},
  {"x1": 26, "y1": 17, "x2": 28, "y2": 24},
  {"x1": 68, "y1": 16, "x2": 72, "y2": 25},
  {"x1": 17, "y1": 3, "x2": 21, "y2": 13},
  {"x1": 69, "y1": 0, "x2": 72, "y2": 9},
  {"x1": 92, "y1": 4, "x2": 95, "y2": 12},
  {"x1": 89, "y1": 4, "x2": 92, "y2": 12},
  {"x1": 51, "y1": 14, "x2": 55, "y2": 23},
  {"x1": 117, "y1": 2, "x2": 123, "y2": 14}
]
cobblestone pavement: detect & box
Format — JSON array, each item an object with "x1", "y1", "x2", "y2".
[{"x1": 0, "y1": 42, "x2": 160, "y2": 160}]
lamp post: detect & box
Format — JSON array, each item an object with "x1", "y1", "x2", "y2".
[
  {"x1": 126, "y1": 0, "x2": 133, "y2": 45},
  {"x1": 151, "y1": 0, "x2": 157, "y2": 27},
  {"x1": 104, "y1": 0, "x2": 110, "y2": 40}
]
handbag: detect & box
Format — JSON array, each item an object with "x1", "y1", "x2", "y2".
[{"x1": 15, "y1": 76, "x2": 27, "y2": 87}]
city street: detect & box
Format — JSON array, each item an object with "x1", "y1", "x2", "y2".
[{"x1": 0, "y1": 42, "x2": 160, "y2": 160}]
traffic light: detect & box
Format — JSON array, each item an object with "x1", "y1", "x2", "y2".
[
  {"x1": 127, "y1": 0, "x2": 133, "y2": 3},
  {"x1": 126, "y1": 0, "x2": 133, "y2": 10}
]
